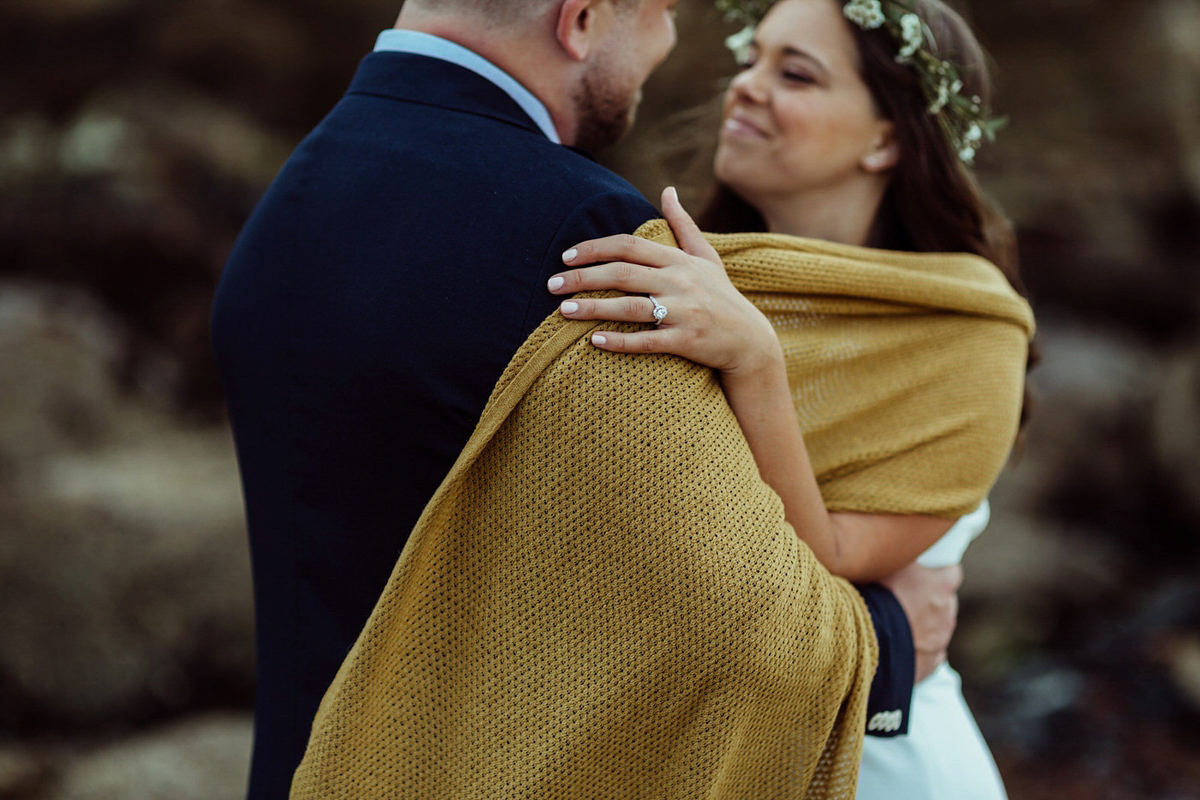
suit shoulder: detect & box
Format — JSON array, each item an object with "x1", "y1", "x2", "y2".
[{"x1": 505, "y1": 134, "x2": 650, "y2": 208}]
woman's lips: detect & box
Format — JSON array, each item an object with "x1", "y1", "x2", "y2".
[{"x1": 722, "y1": 115, "x2": 768, "y2": 139}]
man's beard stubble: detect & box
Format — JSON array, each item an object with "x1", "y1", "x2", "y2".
[{"x1": 573, "y1": 66, "x2": 641, "y2": 156}]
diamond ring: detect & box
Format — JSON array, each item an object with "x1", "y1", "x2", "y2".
[{"x1": 648, "y1": 295, "x2": 668, "y2": 326}]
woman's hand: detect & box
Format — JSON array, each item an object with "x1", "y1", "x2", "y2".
[
  {"x1": 547, "y1": 187, "x2": 781, "y2": 378},
  {"x1": 881, "y1": 562, "x2": 962, "y2": 684}
]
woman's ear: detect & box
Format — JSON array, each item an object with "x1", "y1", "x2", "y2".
[
  {"x1": 861, "y1": 124, "x2": 901, "y2": 173},
  {"x1": 555, "y1": 0, "x2": 601, "y2": 61}
]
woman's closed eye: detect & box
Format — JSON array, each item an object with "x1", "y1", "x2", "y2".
[
  {"x1": 781, "y1": 66, "x2": 817, "y2": 86},
  {"x1": 735, "y1": 58, "x2": 817, "y2": 87}
]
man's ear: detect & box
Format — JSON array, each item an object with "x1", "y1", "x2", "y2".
[
  {"x1": 861, "y1": 123, "x2": 901, "y2": 173},
  {"x1": 555, "y1": 0, "x2": 605, "y2": 61}
]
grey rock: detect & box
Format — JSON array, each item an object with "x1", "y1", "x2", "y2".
[
  {"x1": 1159, "y1": 0, "x2": 1200, "y2": 202},
  {"x1": 50, "y1": 714, "x2": 252, "y2": 800},
  {"x1": 1163, "y1": 634, "x2": 1200, "y2": 713},
  {"x1": 984, "y1": 318, "x2": 1163, "y2": 539}
]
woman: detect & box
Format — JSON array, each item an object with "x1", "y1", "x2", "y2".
[{"x1": 548, "y1": 0, "x2": 1032, "y2": 797}]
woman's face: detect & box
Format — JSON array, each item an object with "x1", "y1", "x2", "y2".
[{"x1": 714, "y1": 0, "x2": 896, "y2": 205}]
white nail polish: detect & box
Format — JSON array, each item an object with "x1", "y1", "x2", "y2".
[
  {"x1": 562, "y1": 249, "x2": 577, "y2": 263},
  {"x1": 561, "y1": 301, "x2": 579, "y2": 314},
  {"x1": 592, "y1": 333, "x2": 607, "y2": 346},
  {"x1": 547, "y1": 276, "x2": 564, "y2": 291}
]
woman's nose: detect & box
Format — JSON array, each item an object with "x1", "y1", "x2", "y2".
[{"x1": 730, "y1": 64, "x2": 768, "y2": 104}]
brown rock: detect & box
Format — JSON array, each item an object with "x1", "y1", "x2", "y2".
[{"x1": 0, "y1": 747, "x2": 49, "y2": 800}]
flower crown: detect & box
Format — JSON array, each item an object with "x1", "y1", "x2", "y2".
[{"x1": 717, "y1": 0, "x2": 1005, "y2": 164}]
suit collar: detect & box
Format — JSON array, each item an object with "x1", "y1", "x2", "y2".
[
  {"x1": 373, "y1": 31, "x2": 560, "y2": 143},
  {"x1": 347, "y1": 51, "x2": 548, "y2": 140}
]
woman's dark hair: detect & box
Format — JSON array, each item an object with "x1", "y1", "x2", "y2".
[{"x1": 696, "y1": 0, "x2": 1037, "y2": 432}]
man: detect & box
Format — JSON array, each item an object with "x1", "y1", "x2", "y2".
[{"x1": 212, "y1": 0, "x2": 958, "y2": 796}]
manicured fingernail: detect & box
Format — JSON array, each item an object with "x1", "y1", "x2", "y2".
[
  {"x1": 591, "y1": 333, "x2": 607, "y2": 346},
  {"x1": 547, "y1": 276, "x2": 565, "y2": 291},
  {"x1": 667, "y1": 186, "x2": 679, "y2": 203},
  {"x1": 561, "y1": 301, "x2": 579, "y2": 314},
  {"x1": 562, "y1": 248, "x2": 578, "y2": 263}
]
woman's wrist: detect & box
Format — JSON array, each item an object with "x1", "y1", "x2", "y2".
[{"x1": 721, "y1": 315, "x2": 787, "y2": 383}]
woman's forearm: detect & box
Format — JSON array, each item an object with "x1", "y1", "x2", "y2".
[
  {"x1": 720, "y1": 349, "x2": 845, "y2": 569},
  {"x1": 721, "y1": 352, "x2": 954, "y2": 582}
]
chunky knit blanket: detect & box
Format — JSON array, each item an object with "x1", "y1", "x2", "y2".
[
  {"x1": 289, "y1": 222, "x2": 1034, "y2": 800},
  {"x1": 664, "y1": 220, "x2": 1037, "y2": 518}
]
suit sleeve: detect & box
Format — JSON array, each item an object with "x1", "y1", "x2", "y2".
[
  {"x1": 857, "y1": 583, "x2": 914, "y2": 737},
  {"x1": 526, "y1": 187, "x2": 916, "y2": 737},
  {"x1": 520, "y1": 189, "x2": 660, "y2": 335}
]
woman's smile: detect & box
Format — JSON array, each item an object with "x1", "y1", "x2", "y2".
[{"x1": 722, "y1": 112, "x2": 770, "y2": 140}]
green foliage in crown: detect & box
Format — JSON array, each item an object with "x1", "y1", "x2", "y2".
[{"x1": 716, "y1": 0, "x2": 1006, "y2": 164}]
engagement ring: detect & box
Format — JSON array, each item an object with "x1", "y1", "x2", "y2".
[{"x1": 648, "y1": 295, "x2": 668, "y2": 326}]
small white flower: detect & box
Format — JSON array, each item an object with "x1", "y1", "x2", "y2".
[
  {"x1": 725, "y1": 24, "x2": 756, "y2": 63},
  {"x1": 929, "y1": 79, "x2": 951, "y2": 114},
  {"x1": 965, "y1": 123, "x2": 983, "y2": 144},
  {"x1": 843, "y1": 0, "x2": 886, "y2": 30},
  {"x1": 895, "y1": 13, "x2": 923, "y2": 63},
  {"x1": 959, "y1": 145, "x2": 976, "y2": 163}
]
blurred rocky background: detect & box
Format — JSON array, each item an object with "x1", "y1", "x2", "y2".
[{"x1": 0, "y1": 0, "x2": 1197, "y2": 797}]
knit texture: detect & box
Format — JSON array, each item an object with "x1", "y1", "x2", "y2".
[
  {"x1": 658, "y1": 221, "x2": 1037, "y2": 517},
  {"x1": 289, "y1": 224, "x2": 1033, "y2": 800}
]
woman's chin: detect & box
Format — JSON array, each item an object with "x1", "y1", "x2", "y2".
[
  {"x1": 713, "y1": 151, "x2": 746, "y2": 188},
  {"x1": 714, "y1": 159, "x2": 759, "y2": 201}
]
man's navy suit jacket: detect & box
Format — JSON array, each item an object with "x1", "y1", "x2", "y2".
[{"x1": 212, "y1": 50, "x2": 913, "y2": 800}]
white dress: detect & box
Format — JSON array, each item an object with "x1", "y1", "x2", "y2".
[{"x1": 855, "y1": 501, "x2": 1008, "y2": 800}]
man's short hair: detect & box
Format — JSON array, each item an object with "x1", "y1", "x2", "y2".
[{"x1": 404, "y1": 0, "x2": 638, "y2": 27}]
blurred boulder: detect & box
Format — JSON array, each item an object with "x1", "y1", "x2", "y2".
[
  {"x1": 961, "y1": 318, "x2": 1200, "y2": 789},
  {"x1": 1159, "y1": 0, "x2": 1200, "y2": 203},
  {"x1": 0, "y1": 746, "x2": 49, "y2": 800},
  {"x1": 0, "y1": 282, "x2": 252, "y2": 732},
  {"x1": 0, "y1": 282, "x2": 130, "y2": 472},
  {"x1": 1, "y1": 0, "x2": 137, "y2": 22},
  {"x1": 1162, "y1": 633, "x2": 1200, "y2": 714},
  {"x1": 1016, "y1": 321, "x2": 1196, "y2": 566},
  {"x1": 1152, "y1": 343, "x2": 1200, "y2": 528},
  {"x1": 968, "y1": 319, "x2": 1163, "y2": 588},
  {"x1": 971, "y1": 0, "x2": 1200, "y2": 341},
  {"x1": 0, "y1": 86, "x2": 292, "y2": 411},
  {"x1": 956, "y1": 319, "x2": 1172, "y2": 680},
  {"x1": 49, "y1": 714, "x2": 252, "y2": 800}
]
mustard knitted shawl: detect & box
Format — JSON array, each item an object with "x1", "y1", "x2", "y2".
[{"x1": 290, "y1": 222, "x2": 1034, "y2": 800}]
